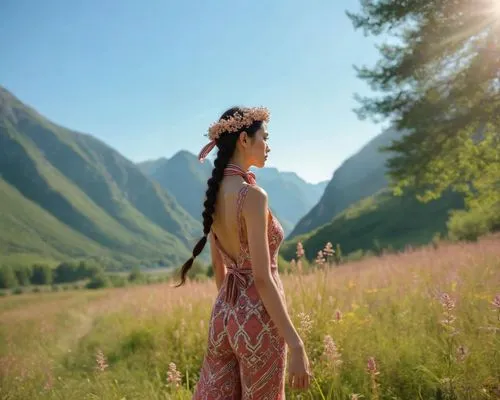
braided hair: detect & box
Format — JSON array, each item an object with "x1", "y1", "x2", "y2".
[{"x1": 176, "y1": 107, "x2": 264, "y2": 286}]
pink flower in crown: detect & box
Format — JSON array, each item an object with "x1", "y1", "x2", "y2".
[{"x1": 207, "y1": 107, "x2": 270, "y2": 141}]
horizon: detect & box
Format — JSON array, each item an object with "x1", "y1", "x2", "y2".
[{"x1": 0, "y1": 0, "x2": 390, "y2": 184}]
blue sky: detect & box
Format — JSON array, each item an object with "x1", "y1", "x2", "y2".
[{"x1": 0, "y1": 0, "x2": 388, "y2": 184}]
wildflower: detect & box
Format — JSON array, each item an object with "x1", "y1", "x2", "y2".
[
  {"x1": 367, "y1": 357, "x2": 380, "y2": 400},
  {"x1": 323, "y1": 335, "x2": 342, "y2": 368},
  {"x1": 491, "y1": 294, "x2": 500, "y2": 309},
  {"x1": 167, "y1": 362, "x2": 182, "y2": 388},
  {"x1": 367, "y1": 357, "x2": 379, "y2": 375},
  {"x1": 439, "y1": 292, "x2": 457, "y2": 328},
  {"x1": 440, "y1": 293, "x2": 455, "y2": 312},
  {"x1": 95, "y1": 349, "x2": 108, "y2": 372},
  {"x1": 296, "y1": 241, "x2": 305, "y2": 259},
  {"x1": 315, "y1": 250, "x2": 325, "y2": 267},
  {"x1": 297, "y1": 312, "x2": 313, "y2": 336},
  {"x1": 335, "y1": 309, "x2": 343, "y2": 322},
  {"x1": 323, "y1": 242, "x2": 335, "y2": 264}
]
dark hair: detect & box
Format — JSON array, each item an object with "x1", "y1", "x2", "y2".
[{"x1": 175, "y1": 106, "x2": 265, "y2": 286}]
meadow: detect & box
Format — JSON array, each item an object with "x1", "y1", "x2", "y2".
[{"x1": 1, "y1": 236, "x2": 499, "y2": 400}]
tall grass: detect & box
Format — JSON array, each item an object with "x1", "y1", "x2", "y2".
[{"x1": 1, "y1": 235, "x2": 499, "y2": 399}]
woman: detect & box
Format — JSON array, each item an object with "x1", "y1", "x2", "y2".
[{"x1": 177, "y1": 106, "x2": 311, "y2": 399}]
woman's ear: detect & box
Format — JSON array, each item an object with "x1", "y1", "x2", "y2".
[{"x1": 239, "y1": 131, "x2": 249, "y2": 148}]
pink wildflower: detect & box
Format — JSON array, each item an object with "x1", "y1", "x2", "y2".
[
  {"x1": 491, "y1": 294, "x2": 500, "y2": 309},
  {"x1": 167, "y1": 362, "x2": 182, "y2": 388},
  {"x1": 296, "y1": 241, "x2": 305, "y2": 259},
  {"x1": 323, "y1": 242, "x2": 335, "y2": 258},
  {"x1": 367, "y1": 357, "x2": 379, "y2": 375},
  {"x1": 315, "y1": 250, "x2": 325, "y2": 266},
  {"x1": 323, "y1": 335, "x2": 342, "y2": 369},
  {"x1": 95, "y1": 349, "x2": 108, "y2": 372},
  {"x1": 440, "y1": 293, "x2": 455, "y2": 312}
]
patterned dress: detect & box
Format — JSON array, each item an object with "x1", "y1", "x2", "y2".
[{"x1": 192, "y1": 166, "x2": 287, "y2": 400}]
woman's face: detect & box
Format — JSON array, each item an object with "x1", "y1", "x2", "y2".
[{"x1": 246, "y1": 123, "x2": 270, "y2": 168}]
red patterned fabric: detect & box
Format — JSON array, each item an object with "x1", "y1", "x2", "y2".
[{"x1": 192, "y1": 164, "x2": 287, "y2": 399}]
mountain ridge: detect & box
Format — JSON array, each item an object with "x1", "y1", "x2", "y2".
[{"x1": 0, "y1": 86, "x2": 202, "y2": 268}]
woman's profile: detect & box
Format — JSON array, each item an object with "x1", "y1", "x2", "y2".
[{"x1": 176, "y1": 106, "x2": 311, "y2": 399}]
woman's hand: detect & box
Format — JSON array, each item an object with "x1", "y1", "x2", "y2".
[{"x1": 288, "y1": 343, "x2": 311, "y2": 390}]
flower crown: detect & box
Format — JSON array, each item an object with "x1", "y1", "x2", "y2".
[
  {"x1": 207, "y1": 107, "x2": 270, "y2": 141},
  {"x1": 198, "y1": 106, "x2": 270, "y2": 162}
]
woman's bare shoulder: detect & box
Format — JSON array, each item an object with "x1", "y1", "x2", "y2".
[{"x1": 242, "y1": 184, "x2": 268, "y2": 216}]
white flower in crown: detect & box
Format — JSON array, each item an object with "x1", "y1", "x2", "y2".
[{"x1": 207, "y1": 107, "x2": 270, "y2": 141}]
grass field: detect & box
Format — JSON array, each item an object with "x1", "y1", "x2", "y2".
[{"x1": 1, "y1": 236, "x2": 499, "y2": 399}]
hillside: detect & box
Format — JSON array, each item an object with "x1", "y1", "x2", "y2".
[
  {"x1": 147, "y1": 151, "x2": 214, "y2": 221},
  {"x1": 137, "y1": 157, "x2": 169, "y2": 176},
  {"x1": 253, "y1": 167, "x2": 328, "y2": 232},
  {"x1": 0, "y1": 86, "x2": 201, "y2": 268},
  {"x1": 139, "y1": 156, "x2": 327, "y2": 235},
  {"x1": 288, "y1": 127, "x2": 402, "y2": 238},
  {"x1": 280, "y1": 188, "x2": 465, "y2": 261}
]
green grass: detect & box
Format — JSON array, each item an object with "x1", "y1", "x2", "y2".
[{"x1": 1, "y1": 235, "x2": 498, "y2": 399}]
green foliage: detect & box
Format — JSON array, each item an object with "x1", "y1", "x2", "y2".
[
  {"x1": 13, "y1": 265, "x2": 32, "y2": 286},
  {"x1": 31, "y1": 264, "x2": 53, "y2": 285},
  {"x1": 347, "y1": 0, "x2": 500, "y2": 234},
  {"x1": 128, "y1": 266, "x2": 144, "y2": 283},
  {"x1": 85, "y1": 273, "x2": 111, "y2": 290},
  {"x1": 281, "y1": 188, "x2": 464, "y2": 261},
  {"x1": 0, "y1": 86, "x2": 203, "y2": 268},
  {"x1": 0, "y1": 265, "x2": 18, "y2": 289},
  {"x1": 447, "y1": 205, "x2": 500, "y2": 242}
]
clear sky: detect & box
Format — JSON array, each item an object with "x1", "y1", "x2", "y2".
[{"x1": 0, "y1": 0, "x2": 388, "y2": 184}]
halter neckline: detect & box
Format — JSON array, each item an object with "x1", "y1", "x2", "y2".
[{"x1": 224, "y1": 163, "x2": 257, "y2": 185}]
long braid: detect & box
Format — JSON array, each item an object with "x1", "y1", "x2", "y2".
[
  {"x1": 176, "y1": 135, "x2": 238, "y2": 286},
  {"x1": 176, "y1": 106, "x2": 264, "y2": 287}
]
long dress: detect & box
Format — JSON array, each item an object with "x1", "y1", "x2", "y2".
[{"x1": 192, "y1": 164, "x2": 287, "y2": 400}]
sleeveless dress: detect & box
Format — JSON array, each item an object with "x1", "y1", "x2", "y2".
[{"x1": 192, "y1": 164, "x2": 287, "y2": 400}]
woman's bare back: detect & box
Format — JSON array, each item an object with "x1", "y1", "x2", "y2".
[{"x1": 210, "y1": 176, "x2": 248, "y2": 262}]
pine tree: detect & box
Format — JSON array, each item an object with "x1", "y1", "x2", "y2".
[{"x1": 347, "y1": 0, "x2": 500, "y2": 228}]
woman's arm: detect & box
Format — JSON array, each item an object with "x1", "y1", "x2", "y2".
[
  {"x1": 209, "y1": 232, "x2": 226, "y2": 290},
  {"x1": 243, "y1": 186, "x2": 303, "y2": 349}
]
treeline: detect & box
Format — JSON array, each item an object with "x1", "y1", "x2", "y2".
[
  {"x1": 0, "y1": 261, "x2": 107, "y2": 289},
  {"x1": 0, "y1": 259, "x2": 216, "y2": 295}
]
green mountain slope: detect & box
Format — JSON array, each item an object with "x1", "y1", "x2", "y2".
[
  {"x1": 253, "y1": 167, "x2": 328, "y2": 232},
  {"x1": 0, "y1": 86, "x2": 200, "y2": 268},
  {"x1": 137, "y1": 157, "x2": 169, "y2": 176},
  {"x1": 288, "y1": 128, "x2": 401, "y2": 239},
  {"x1": 139, "y1": 155, "x2": 327, "y2": 235},
  {"x1": 280, "y1": 188, "x2": 465, "y2": 261},
  {"x1": 148, "y1": 151, "x2": 213, "y2": 221},
  {"x1": 0, "y1": 178, "x2": 113, "y2": 265}
]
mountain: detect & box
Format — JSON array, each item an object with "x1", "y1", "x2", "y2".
[
  {"x1": 280, "y1": 188, "x2": 464, "y2": 261},
  {"x1": 146, "y1": 151, "x2": 213, "y2": 221},
  {"x1": 288, "y1": 127, "x2": 403, "y2": 238},
  {"x1": 0, "y1": 86, "x2": 201, "y2": 268},
  {"x1": 281, "y1": 126, "x2": 465, "y2": 260},
  {"x1": 138, "y1": 156, "x2": 327, "y2": 235},
  {"x1": 252, "y1": 168, "x2": 328, "y2": 233},
  {"x1": 137, "y1": 157, "x2": 169, "y2": 175}
]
